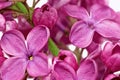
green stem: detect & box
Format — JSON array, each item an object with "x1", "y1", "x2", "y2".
[
  {"x1": 74, "y1": 48, "x2": 84, "y2": 64},
  {"x1": 32, "y1": 0, "x2": 40, "y2": 8}
]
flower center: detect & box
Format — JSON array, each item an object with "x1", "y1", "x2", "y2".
[{"x1": 29, "y1": 56, "x2": 33, "y2": 60}]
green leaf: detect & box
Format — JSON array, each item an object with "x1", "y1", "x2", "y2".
[
  {"x1": 48, "y1": 38, "x2": 59, "y2": 56},
  {"x1": 9, "y1": 2, "x2": 28, "y2": 14}
]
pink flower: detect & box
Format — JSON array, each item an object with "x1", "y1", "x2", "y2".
[
  {"x1": 101, "y1": 41, "x2": 120, "y2": 72},
  {"x1": 0, "y1": 25, "x2": 50, "y2": 80},
  {"x1": 43, "y1": 50, "x2": 77, "y2": 80},
  {"x1": 64, "y1": 4, "x2": 120, "y2": 48},
  {"x1": 77, "y1": 59, "x2": 98, "y2": 80},
  {"x1": 32, "y1": 4, "x2": 58, "y2": 29}
]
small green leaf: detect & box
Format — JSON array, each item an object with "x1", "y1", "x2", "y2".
[
  {"x1": 9, "y1": 2, "x2": 28, "y2": 14},
  {"x1": 15, "y1": 2, "x2": 28, "y2": 14},
  {"x1": 48, "y1": 38, "x2": 59, "y2": 56}
]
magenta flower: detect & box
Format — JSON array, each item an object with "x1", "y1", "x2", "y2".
[
  {"x1": 32, "y1": 4, "x2": 58, "y2": 29},
  {"x1": 64, "y1": 4, "x2": 120, "y2": 48},
  {"x1": 101, "y1": 41, "x2": 120, "y2": 72},
  {"x1": 0, "y1": 25, "x2": 50, "y2": 80},
  {"x1": 42, "y1": 50, "x2": 77, "y2": 80},
  {"x1": 77, "y1": 59, "x2": 98, "y2": 80},
  {"x1": 56, "y1": 50, "x2": 78, "y2": 71}
]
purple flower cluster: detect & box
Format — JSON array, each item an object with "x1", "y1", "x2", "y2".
[{"x1": 0, "y1": 0, "x2": 120, "y2": 80}]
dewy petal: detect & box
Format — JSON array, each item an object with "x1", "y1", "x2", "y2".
[
  {"x1": 77, "y1": 59, "x2": 98, "y2": 80},
  {"x1": 90, "y1": 4, "x2": 116, "y2": 22},
  {"x1": 27, "y1": 52, "x2": 50, "y2": 77},
  {"x1": 95, "y1": 20, "x2": 120, "y2": 39},
  {"x1": 0, "y1": 57, "x2": 27, "y2": 80},
  {"x1": 27, "y1": 25, "x2": 50, "y2": 52},
  {"x1": 54, "y1": 61, "x2": 76, "y2": 80},
  {"x1": 0, "y1": 14, "x2": 5, "y2": 31},
  {"x1": 1, "y1": 30, "x2": 27, "y2": 57},
  {"x1": 70, "y1": 21, "x2": 94, "y2": 48},
  {"x1": 64, "y1": 4, "x2": 88, "y2": 21},
  {"x1": 0, "y1": 2, "x2": 12, "y2": 10}
]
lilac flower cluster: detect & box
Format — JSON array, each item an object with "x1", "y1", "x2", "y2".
[{"x1": 0, "y1": 0, "x2": 120, "y2": 80}]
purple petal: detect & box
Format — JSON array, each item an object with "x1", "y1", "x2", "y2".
[
  {"x1": 95, "y1": 20, "x2": 120, "y2": 39},
  {"x1": 0, "y1": 57, "x2": 5, "y2": 67},
  {"x1": 64, "y1": 4, "x2": 88, "y2": 21},
  {"x1": 77, "y1": 59, "x2": 98, "y2": 80},
  {"x1": 106, "y1": 53, "x2": 120, "y2": 72},
  {"x1": 70, "y1": 21, "x2": 94, "y2": 48},
  {"x1": 27, "y1": 52, "x2": 50, "y2": 77},
  {"x1": 27, "y1": 25, "x2": 50, "y2": 53},
  {"x1": 32, "y1": 4, "x2": 58, "y2": 29},
  {"x1": 57, "y1": 50, "x2": 78, "y2": 71},
  {"x1": 90, "y1": 4, "x2": 116, "y2": 22},
  {"x1": 1, "y1": 30, "x2": 27, "y2": 57},
  {"x1": 5, "y1": 21, "x2": 17, "y2": 31},
  {"x1": 54, "y1": 61, "x2": 76, "y2": 80},
  {"x1": 101, "y1": 42, "x2": 114, "y2": 62},
  {"x1": 48, "y1": 0, "x2": 70, "y2": 9},
  {"x1": 0, "y1": 2, "x2": 12, "y2": 10},
  {"x1": 0, "y1": 14, "x2": 5, "y2": 31},
  {"x1": 0, "y1": 57, "x2": 27, "y2": 80},
  {"x1": 104, "y1": 74, "x2": 118, "y2": 80}
]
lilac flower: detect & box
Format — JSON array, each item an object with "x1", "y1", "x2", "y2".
[
  {"x1": 32, "y1": 4, "x2": 58, "y2": 29},
  {"x1": 77, "y1": 59, "x2": 98, "y2": 80},
  {"x1": 0, "y1": 25, "x2": 50, "y2": 80},
  {"x1": 64, "y1": 4, "x2": 120, "y2": 48},
  {"x1": 101, "y1": 41, "x2": 120, "y2": 72},
  {"x1": 42, "y1": 50, "x2": 77, "y2": 80},
  {"x1": 56, "y1": 50, "x2": 78, "y2": 71}
]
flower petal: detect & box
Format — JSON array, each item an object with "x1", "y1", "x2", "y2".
[
  {"x1": 70, "y1": 21, "x2": 94, "y2": 48},
  {"x1": 0, "y1": 14, "x2": 5, "y2": 31},
  {"x1": 54, "y1": 61, "x2": 76, "y2": 80},
  {"x1": 64, "y1": 4, "x2": 88, "y2": 21},
  {"x1": 27, "y1": 52, "x2": 50, "y2": 77},
  {"x1": 95, "y1": 20, "x2": 120, "y2": 39},
  {"x1": 48, "y1": 0, "x2": 70, "y2": 9},
  {"x1": 90, "y1": 4, "x2": 116, "y2": 22},
  {"x1": 101, "y1": 42, "x2": 114, "y2": 62},
  {"x1": 106, "y1": 54, "x2": 120, "y2": 72},
  {"x1": 57, "y1": 50, "x2": 78, "y2": 71},
  {"x1": 0, "y1": 57, "x2": 27, "y2": 80},
  {"x1": 1, "y1": 30, "x2": 27, "y2": 57},
  {"x1": 77, "y1": 59, "x2": 98, "y2": 80},
  {"x1": 0, "y1": 2, "x2": 12, "y2": 10},
  {"x1": 27, "y1": 25, "x2": 50, "y2": 52}
]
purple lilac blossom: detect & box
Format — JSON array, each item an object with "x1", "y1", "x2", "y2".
[
  {"x1": 101, "y1": 41, "x2": 120, "y2": 72},
  {"x1": 64, "y1": 4, "x2": 120, "y2": 48},
  {"x1": 32, "y1": 4, "x2": 58, "y2": 29},
  {"x1": 0, "y1": 25, "x2": 50, "y2": 80}
]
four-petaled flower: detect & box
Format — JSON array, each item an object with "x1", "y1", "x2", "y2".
[{"x1": 0, "y1": 25, "x2": 50, "y2": 80}]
